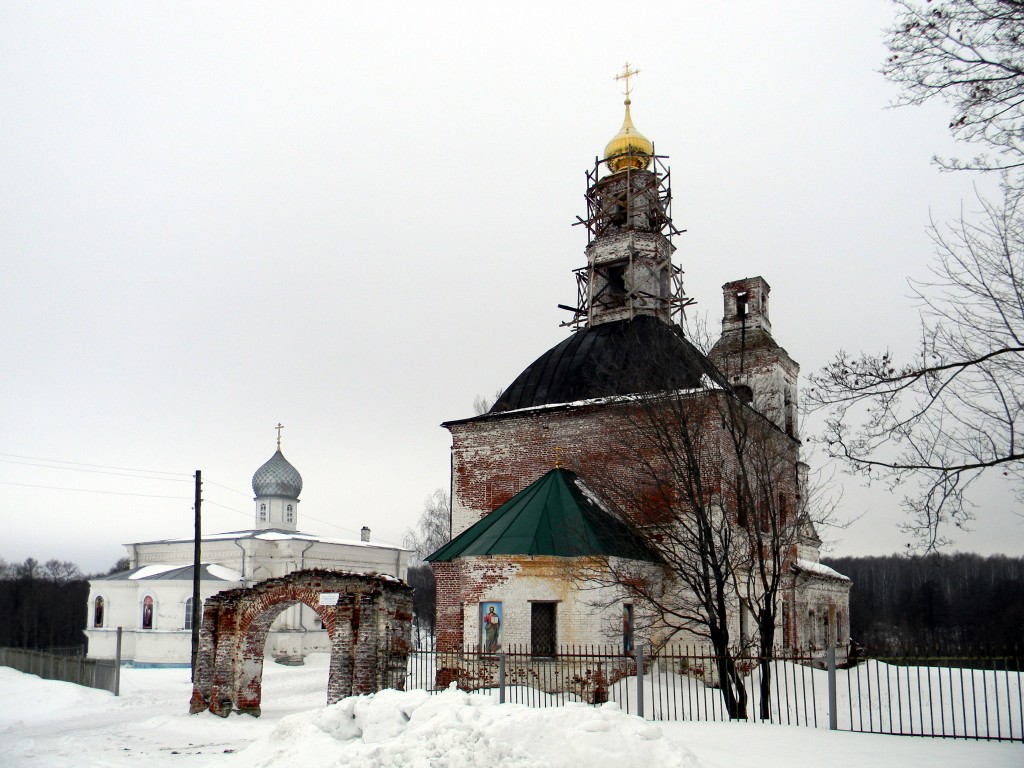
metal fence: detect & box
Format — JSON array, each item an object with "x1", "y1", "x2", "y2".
[
  {"x1": 406, "y1": 644, "x2": 1024, "y2": 742},
  {"x1": 0, "y1": 647, "x2": 120, "y2": 695}
]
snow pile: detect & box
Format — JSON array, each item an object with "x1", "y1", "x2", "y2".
[
  {"x1": 222, "y1": 685, "x2": 698, "y2": 768},
  {"x1": 3, "y1": 657, "x2": 1022, "y2": 768}
]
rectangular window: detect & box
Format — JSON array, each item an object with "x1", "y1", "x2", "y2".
[{"x1": 531, "y1": 602, "x2": 556, "y2": 656}]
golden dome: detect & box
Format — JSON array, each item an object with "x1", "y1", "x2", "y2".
[{"x1": 603, "y1": 98, "x2": 653, "y2": 172}]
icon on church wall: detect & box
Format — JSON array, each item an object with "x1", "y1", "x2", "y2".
[
  {"x1": 480, "y1": 602, "x2": 502, "y2": 654},
  {"x1": 142, "y1": 595, "x2": 154, "y2": 630},
  {"x1": 93, "y1": 596, "x2": 104, "y2": 628}
]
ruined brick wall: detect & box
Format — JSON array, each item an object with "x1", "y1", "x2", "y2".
[
  {"x1": 786, "y1": 573, "x2": 852, "y2": 653},
  {"x1": 189, "y1": 569, "x2": 412, "y2": 717}
]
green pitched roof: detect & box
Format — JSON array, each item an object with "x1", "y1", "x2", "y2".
[{"x1": 425, "y1": 468, "x2": 661, "y2": 562}]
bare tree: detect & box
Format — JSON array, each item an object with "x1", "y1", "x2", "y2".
[
  {"x1": 472, "y1": 389, "x2": 505, "y2": 416},
  {"x1": 577, "y1": 345, "x2": 806, "y2": 720},
  {"x1": 15, "y1": 557, "x2": 39, "y2": 581},
  {"x1": 403, "y1": 488, "x2": 452, "y2": 561},
  {"x1": 582, "y1": 389, "x2": 748, "y2": 719},
  {"x1": 43, "y1": 559, "x2": 82, "y2": 586},
  {"x1": 721, "y1": 396, "x2": 808, "y2": 719},
  {"x1": 403, "y1": 490, "x2": 451, "y2": 640},
  {"x1": 884, "y1": 0, "x2": 1024, "y2": 181},
  {"x1": 406, "y1": 564, "x2": 437, "y2": 639},
  {"x1": 807, "y1": 192, "x2": 1024, "y2": 548},
  {"x1": 806, "y1": 2, "x2": 1024, "y2": 548}
]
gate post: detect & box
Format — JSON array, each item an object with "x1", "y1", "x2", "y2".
[
  {"x1": 827, "y1": 645, "x2": 837, "y2": 730},
  {"x1": 498, "y1": 652, "x2": 506, "y2": 704},
  {"x1": 114, "y1": 627, "x2": 123, "y2": 697},
  {"x1": 636, "y1": 645, "x2": 645, "y2": 719}
]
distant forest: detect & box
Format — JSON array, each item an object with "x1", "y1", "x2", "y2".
[
  {"x1": 0, "y1": 557, "x2": 126, "y2": 651},
  {"x1": 1, "y1": 554, "x2": 1021, "y2": 654},
  {"x1": 822, "y1": 553, "x2": 1024, "y2": 651}
]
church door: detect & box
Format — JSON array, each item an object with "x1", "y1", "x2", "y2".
[{"x1": 531, "y1": 602, "x2": 556, "y2": 656}]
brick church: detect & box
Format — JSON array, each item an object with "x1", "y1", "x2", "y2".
[{"x1": 427, "y1": 70, "x2": 850, "y2": 656}]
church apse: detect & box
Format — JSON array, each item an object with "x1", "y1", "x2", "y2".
[{"x1": 189, "y1": 569, "x2": 412, "y2": 717}]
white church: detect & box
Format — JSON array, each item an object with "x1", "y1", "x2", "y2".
[{"x1": 85, "y1": 435, "x2": 412, "y2": 666}]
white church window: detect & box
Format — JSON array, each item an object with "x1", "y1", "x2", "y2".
[
  {"x1": 93, "y1": 596, "x2": 104, "y2": 628},
  {"x1": 142, "y1": 595, "x2": 155, "y2": 630},
  {"x1": 183, "y1": 597, "x2": 194, "y2": 631},
  {"x1": 259, "y1": 503, "x2": 267, "y2": 522},
  {"x1": 286, "y1": 504, "x2": 293, "y2": 523}
]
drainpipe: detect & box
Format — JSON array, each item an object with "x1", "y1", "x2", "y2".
[
  {"x1": 296, "y1": 540, "x2": 315, "y2": 633},
  {"x1": 298, "y1": 540, "x2": 315, "y2": 570},
  {"x1": 232, "y1": 540, "x2": 248, "y2": 585},
  {"x1": 449, "y1": 446, "x2": 454, "y2": 542}
]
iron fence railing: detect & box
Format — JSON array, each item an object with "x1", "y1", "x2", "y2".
[{"x1": 406, "y1": 643, "x2": 1023, "y2": 742}]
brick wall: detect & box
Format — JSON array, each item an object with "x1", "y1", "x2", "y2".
[
  {"x1": 438, "y1": 389, "x2": 821, "y2": 652},
  {"x1": 189, "y1": 569, "x2": 412, "y2": 717}
]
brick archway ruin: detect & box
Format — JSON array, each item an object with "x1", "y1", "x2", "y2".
[{"x1": 189, "y1": 569, "x2": 412, "y2": 717}]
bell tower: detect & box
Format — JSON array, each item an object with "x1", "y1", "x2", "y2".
[
  {"x1": 709, "y1": 277, "x2": 800, "y2": 438},
  {"x1": 563, "y1": 63, "x2": 692, "y2": 329}
]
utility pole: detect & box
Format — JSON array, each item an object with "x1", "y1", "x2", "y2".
[{"x1": 191, "y1": 470, "x2": 202, "y2": 682}]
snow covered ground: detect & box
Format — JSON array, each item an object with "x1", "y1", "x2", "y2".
[{"x1": 1, "y1": 654, "x2": 1019, "y2": 767}]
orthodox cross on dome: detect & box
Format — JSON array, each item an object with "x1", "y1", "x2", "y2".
[
  {"x1": 614, "y1": 62, "x2": 641, "y2": 101},
  {"x1": 275, "y1": 422, "x2": 284, "y2": 449}
]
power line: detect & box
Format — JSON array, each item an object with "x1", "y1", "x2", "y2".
[
  {"x1": 0, "y1": 452, "x2": 191, "y2": 478},
  {"x1": 203, "y1": 500, "x2": 251, "y2": 518},
  {"x1": 0, "y1": 480, "x2": 191, "y2": 500},
  {"x1": 0, "y1": 457, "x2": 193, "y2": 482},
  {"x1": 204, "y1": 479, "x2": 251, "y2": 497}
]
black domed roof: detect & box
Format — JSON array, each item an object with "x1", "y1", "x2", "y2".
[
  {"x1": 492, "y1": 315, "x2": 728, "y2": 412},
  {"x1": 252, "y1": 449, "x2": 303, "y2": 498}
]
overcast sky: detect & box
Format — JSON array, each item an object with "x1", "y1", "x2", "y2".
[{"x1": 2, "y1": 1, "x2": 1020, "y2": 574}]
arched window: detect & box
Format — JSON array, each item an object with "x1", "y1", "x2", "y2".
[
  {"x1": 286, "y1": 504, "x2": 294, "y2": 523},
  {"x1": 259, "y1": 503, "x2": 267, "y2": 522},
  {"x1": 183, "y1": 597, "x2": 194, "y2": 631},
  {"x1": 142, "y1": 595, "x2": 155, "y2": 630},
  {"x1": 93, "y1": 596, "x2": 104, "y2": 628}
]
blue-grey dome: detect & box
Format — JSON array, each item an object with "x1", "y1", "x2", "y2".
[{"x1": 252, "y1": 449, "x2": 303, "y2": 498}]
